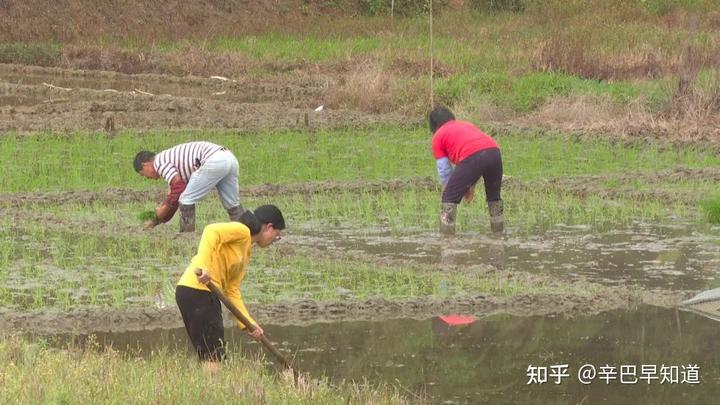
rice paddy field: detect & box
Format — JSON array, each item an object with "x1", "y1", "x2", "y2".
[{"x1": 3, "y1": 0, "x2": 720, "y2": 403}]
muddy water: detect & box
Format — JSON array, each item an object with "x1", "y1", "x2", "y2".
[
  {"x1": 47, "y1": 305, "x2": 719, "y2": 403},
  {"x1": 292, "y1": 222, "x2": 720, "y2": 291}
]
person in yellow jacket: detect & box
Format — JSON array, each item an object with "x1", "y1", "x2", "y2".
[{"x1": 175, "y1": 204, "x2": 285, "y2": 372}]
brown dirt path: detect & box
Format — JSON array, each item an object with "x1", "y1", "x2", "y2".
[
  {"x1": 1, "y1": 167, "x2": 716, "y2": 208},
  {"x1": 1, "y1": 287, "x2": 673, "y2": 335}
]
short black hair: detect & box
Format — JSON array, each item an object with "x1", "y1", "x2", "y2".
[
  {"x1": 254, "y1": 204, "x2": 286, "y2": 230},
  {"x1": 429, "y1": 106, "x2": 455, "y2": 133},
  {"x1": 133, "y1": 151, "x2": 156, "y2": 172}
]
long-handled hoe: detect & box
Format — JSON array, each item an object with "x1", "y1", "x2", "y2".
[{"x1": 194, "y1": 269, "x2": 299, "y2": 380}]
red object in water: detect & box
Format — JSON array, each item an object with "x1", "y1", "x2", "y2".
[{"x1": 438, "y1": 315, "x2": 477, "y2": 326}]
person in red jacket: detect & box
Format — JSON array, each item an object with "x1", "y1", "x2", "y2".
[{"x1": 429, "y1": 106, "x2": 503, "y2": 234}]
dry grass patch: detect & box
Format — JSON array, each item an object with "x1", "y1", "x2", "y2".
[
  {"x1": 58, "y1": 46, "x2": 252, "y2": 77},
  {"x1": 513, "y1": 93, "x2": 720, "y2": 146},
  {"x1": 535, "y1": 36, "x2": 668, "y2": 81},
  {"x1": 324, "y1": 58, "x2": 394, "y2": 113},
  {"x1": 453, "y1": 98, "x2": 514, "y2": 123},
  {"x1": 519, "y1": 95, "x2": 621, "y2": 130},
  {"x1": 59, "y1": 46, "x2": 164, "y2": 74},
  {"x1": 162, "y1": 48, "x2": 251, "y2": 77}
]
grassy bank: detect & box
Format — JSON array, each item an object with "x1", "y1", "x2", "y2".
[{"x1": 0, "y1": 336, "x2": 407, "y2": 404}]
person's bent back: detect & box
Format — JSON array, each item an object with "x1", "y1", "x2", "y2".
[{"x1": 133, "y1": 141, "x2": 245, "y2": 232}]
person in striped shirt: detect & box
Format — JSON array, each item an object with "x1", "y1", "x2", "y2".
[{"x1": 133, "y1": 141, "x2": 244, "y2": 232}]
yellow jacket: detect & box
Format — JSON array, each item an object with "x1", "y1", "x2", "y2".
[{"x1": 177, "y1": 222, "x2": 256, "y2": 329}]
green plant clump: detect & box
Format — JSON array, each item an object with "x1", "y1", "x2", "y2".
[
  {"x1": 138, "y1": 210, "x2": 156, "y2": 222},
  {"x1": 700, "y1": 196, "x2": 720, "y2": 224}
]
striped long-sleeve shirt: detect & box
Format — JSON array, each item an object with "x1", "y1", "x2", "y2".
[{"x1": 153, "y1": 141, "x2": 225, "y2": 183}]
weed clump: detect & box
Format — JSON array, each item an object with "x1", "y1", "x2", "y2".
[
  {"x1": 700, "y1": 196, "x2": 720, "y2": 224},
  {"x1": 0, "y1": 43, "x2": 60, "y2": 66}
]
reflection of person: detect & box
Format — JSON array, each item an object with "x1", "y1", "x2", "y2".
[
  {"x1": 175, "y1": 205, "x2": 285, "y2": 373},
  {"x1": 431, "y1": 315, "x2": 477, "y2": 338},
  {"x1": 429, "y1": 106, "x2": 504, "y2": 235},
  {"x1": 133, "y1": 141, "x2": 243, "y2": 232}
]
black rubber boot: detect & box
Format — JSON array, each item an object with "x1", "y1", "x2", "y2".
[
  {"x1": 488, "y1": 199, "x2": 504, "y2": 233},
  {"x1": 226, "y1": 205, "x2": 245, "y2": 221},
  {"x1": 440, "y1": 202, "x2": 458, "y2": 235},
  {"x1": 179, "y1": 204, "x2": 196, "y2": 233}
]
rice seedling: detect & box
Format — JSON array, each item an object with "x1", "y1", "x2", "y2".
[
  {"x1": 2, "y1": 127, "x2": 719, "y2": 192},
  {"x1": 137, "y1": 210, "x2": 156, "y2": 222},
  {"x1": 700, "y1": 194, "x2": 720, "y2": 224}
]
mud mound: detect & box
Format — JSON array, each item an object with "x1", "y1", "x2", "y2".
[
  {"x1": 517, "y1": 167, "x2": 720, "y2": 205},
  {"x1": 0, "y1": 167, "x2": 711, "y2": 209},
  {"x1": 0, "y1": 64, "x2": 328, "y2": 105},
  {"x1": 0, "y1": 0, "x2": 354, "y2": 42},
  {"x1": 0, "y1": 289, "x2": 648, "y2": 335},
  {"x1": 0, "y1": 177, "x2": 438, "y2": 207}
]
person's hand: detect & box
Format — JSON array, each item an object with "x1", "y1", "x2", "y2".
[
  {"x1": 143, "y1": 219, "x2": 157, "y2": 230},
  {"x1": 249, "y1": 324, "x2": 264, "y2": 340},
  {"x1": 463, "y1": 186, "x2": 475, "y2": 204},
  {"x1": 196, "y1": 268, "x2": 211, "y2": 285}
]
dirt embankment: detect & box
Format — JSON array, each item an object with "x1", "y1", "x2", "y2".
[
  {"x1": 0, "y1": 0, "x2": 355, "y2": 43},
  {"x1": 0, "y1": 64, "x2": 412, "y2": 133},
  {"x1": 1, "y1": 288, "x2": 657, "y2": 335},
  {"x1": 1, "y1": 167, "x2": 716, "y2": 209},
  {"x1": 4, "y1": 1, "x2": 720, "y2": 143}
]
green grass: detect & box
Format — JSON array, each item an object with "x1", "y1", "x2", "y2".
[
  {"x1": 2, "y1": 127, "x2": 719, "y2": 192},
  {"x1": 700, "y1": 195, "x2": 720, "y2": 224},
  {"x1": 0, "y1": 42, "x2": 60, "y2": 66},
  {"x1": 0, "y1": 336, "x2": 407, "y2": 404},
  {"x1": 209, "y1": 34, "x2": 383, "y2": 63}
]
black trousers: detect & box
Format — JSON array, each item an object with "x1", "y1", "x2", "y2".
[
  {"x1": 441, "y1": 147, "x2": 503, "y2": 204},
  {"x1": 176, "y1": 285, "x2": 225, "y2": 361}
]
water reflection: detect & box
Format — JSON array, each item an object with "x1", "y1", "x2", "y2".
[{"x1": 48, "y1": 305, "x2": 720, "y2": 404}]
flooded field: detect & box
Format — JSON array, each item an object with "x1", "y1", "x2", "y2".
[
  {"x1": 293, "y1": 222, "x2": 720, "y2": 291},
  {"x1": 43, "y1": 305, "x2": 718, "y2": 404},
  {"x1": 2, "y1": 219, "x2": 717, "y2": 318}
]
